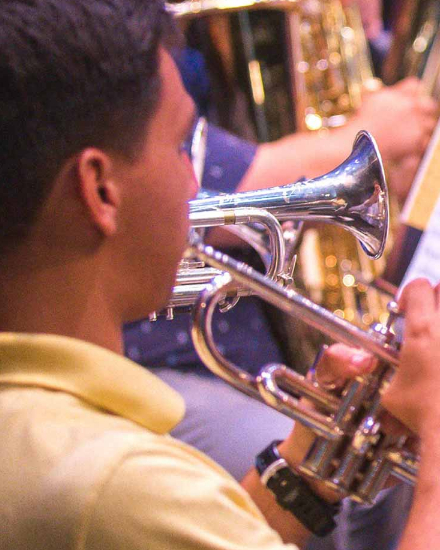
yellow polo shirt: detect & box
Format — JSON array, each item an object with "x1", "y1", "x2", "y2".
[{"x1": 0, "y1": 333, "x2": 296, "y2": 550}]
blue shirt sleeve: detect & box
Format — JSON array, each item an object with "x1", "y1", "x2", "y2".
[
  {"x1": 201, "y1": 124, "x2": 257, "y2": 193},
  {"x1": 124, "y1": 295, "x2": 284, "y2": 376}
]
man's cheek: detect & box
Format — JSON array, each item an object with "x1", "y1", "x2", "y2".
[{"x1": 181, "y1": 150, "x2": 200, "y2": 198}]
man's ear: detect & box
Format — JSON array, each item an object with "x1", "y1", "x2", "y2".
[{"x1": 76, "y1": 148, "x2": 121, "y2": 236}]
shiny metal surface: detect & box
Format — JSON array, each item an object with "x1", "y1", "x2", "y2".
[
  {"x1": 384, "y1": 0, "x2": 440, "y2": 97},
  {"x1": 150, "y1": 130, "x2": 388, "y2": 319},
  {"x1": 169, "y1": 0, "x2": 377, "y2": 133},
  {"x1": 190, "y1": 131, "x2": 388, "y2": 260},
  {"x1": 188, "y1": 241, "x2": 417, "y2": 504},
  {"x1": 169, "y1": 0, "x2": 389, "y2": 342},
  {"x1": 168, "y1": 0, "x2": 299, "y2": 20}
]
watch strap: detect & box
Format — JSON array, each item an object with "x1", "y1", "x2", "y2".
[{"x1": 256, "y1": 440, "x2": 340, "y2": 537}]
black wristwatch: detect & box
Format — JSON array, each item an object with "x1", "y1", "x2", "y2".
[{"x1": 255, "y1": 440, "x2": 340, "y2": 537}]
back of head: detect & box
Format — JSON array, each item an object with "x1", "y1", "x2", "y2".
[{"x1": 0, "y1": 0, "x2": 176, "y2": 253}]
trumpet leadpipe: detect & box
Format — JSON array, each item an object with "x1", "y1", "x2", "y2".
[
  {"x1": 191, "y1": 242, "x2": 399, "y2": 365},
  {"x1": 188, "y1": 241, "x2": 417, "y2": 503}
]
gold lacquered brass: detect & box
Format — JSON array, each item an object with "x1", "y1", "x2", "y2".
[
  {"x1": 383, "y1": 0, "x2": 440, "y2": 97},
  {"x1": 169, "y1": 0, "x2": 378, "y2": 136},
  {"x1": 168, "y1": 0, "x2": 299, "y2": 19}
]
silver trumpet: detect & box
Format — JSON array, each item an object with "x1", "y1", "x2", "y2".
[
  {"x1": 187, "y1": 240, "x2": 418, "y2": 504},
  {"x1": 154, "y1": 130, "x2": 388, "y2": 320},
  {"x1": 190, "y1": 130, "x2": 388, "y2": 260}
]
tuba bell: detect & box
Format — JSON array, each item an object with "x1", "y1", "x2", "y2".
[{"x1": 169, "y1": 0, "x2": 378, "y2": 137}]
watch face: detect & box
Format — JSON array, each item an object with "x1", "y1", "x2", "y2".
[{"x1": 255, "y1": 440, "x2": 283, "y2": 475}]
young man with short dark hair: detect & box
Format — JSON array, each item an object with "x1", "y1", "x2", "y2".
[{"x1": 0, "y1": 2, "x2": 439, "y2": 549}]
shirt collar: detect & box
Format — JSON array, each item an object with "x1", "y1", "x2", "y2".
[{"x1": 0, "y1": 332, "x2": 185, "y2": 434}]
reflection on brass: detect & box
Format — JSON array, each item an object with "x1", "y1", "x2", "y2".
[
  {"x1": 158, "y1": 132, "x2": 389, "y2": 319},
  {"x1": 248, "y1": 59, "x2": 266, "y2": 104},
  {"x1": 288, "y1": 0, "x2": 378, "y2": 132},
  {"x1": 383, "y1": 0, "x2": 440, "y2": 97},
  {"x1": 169, "y1": 0, "x2": 377, "y2": 137}
]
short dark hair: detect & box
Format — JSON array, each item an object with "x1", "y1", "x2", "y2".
[{"x1": 0, "y1": 0, "x2": 176, "y2": 248}]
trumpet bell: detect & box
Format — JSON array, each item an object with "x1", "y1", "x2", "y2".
[{"x1": 190, "y1": 130, "x2": 389, "y2": 259}]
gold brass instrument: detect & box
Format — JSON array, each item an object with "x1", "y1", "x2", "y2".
[
  {"x1": 169, "y1": 0, "x2": 298, "y2": 18},
  {"x1": 169, "y1": 0, "x2": 299, "y2": 141},
  {"x1": 287, "y1": 0, "x2": 380, "y2": 132},
  {"x1": 383, "y1": 0, "x2": 440, "y2": 97},
  {"x1": 154, "y1": 130, "x2": 389, "y2": 319},
  {"x1": 186, "y1": 239, "x2": 417, "y2": 504},
  {"x1": 169, "y1": 0, "x2": 378, "y2": 136},
  {"x1": 286, "y1": 1, "x2": 390, "y2": 340}
]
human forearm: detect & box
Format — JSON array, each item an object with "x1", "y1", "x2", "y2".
[
  {"x1": 237, "y1": 78, "x2": 437, "y2": 197},
  {"x1": 240, "y1": 348, "x2": 375, "y2": 546},
  {"x1": 236, "y1": 125, "x2": 356, "y2": 193},
  {"x1": 240, "y1": 435, "x2": 342, "y2": 547},
  {"x1": 241, "y1": 466, "x2": 312, "y2": 547}
]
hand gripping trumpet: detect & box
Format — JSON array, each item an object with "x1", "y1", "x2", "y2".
[{"x1": 186, "y1": 239, "x2": 418, "y2": 504}]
